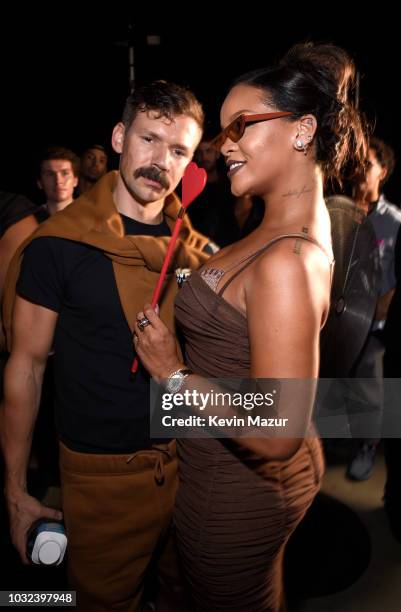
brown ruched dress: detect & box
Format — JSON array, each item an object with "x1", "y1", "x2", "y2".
[{"x1": 173, "y1": 234, "x2": 327, "y2": 612}]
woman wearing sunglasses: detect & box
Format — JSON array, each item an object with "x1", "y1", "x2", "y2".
[{"x1": 134, "y1": 42, "x2": 367, "y2": 611}]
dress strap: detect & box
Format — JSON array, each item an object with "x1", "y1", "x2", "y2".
[{"x1": 218, "y1": 233, "x2": 333, "y2": 297}]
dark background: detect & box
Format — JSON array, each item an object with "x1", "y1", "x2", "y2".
[
  {"x1": 0, "y1": 8, "x2": 399, "y2": 597},
  {"x1": 2, "y1": 10, "x2": 400, "y2": 204}
]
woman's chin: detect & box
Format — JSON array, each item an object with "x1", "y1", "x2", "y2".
[
  {"x1": 230, "y1": 182, "x2": 248, "y2": 198},
  {"x1": 232, "y1": 188, "x2": 254, "y2": 200}
]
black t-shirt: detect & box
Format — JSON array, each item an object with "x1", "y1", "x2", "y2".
[{"x1": 17, "y1": 214, "x2": 171, "y2": 453}]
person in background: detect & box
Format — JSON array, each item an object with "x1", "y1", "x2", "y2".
[
  {"x1": 189, "y1": 130, "x2": 239, "y2": 247},
  {"x1": 36, "y1": 147, "x2": 80, "y2": 218},
  {"x1": 0, "y1": 191, "x2": 38, "y2": 354},
  {"x1": 77, "y1": 144, "x2": 108, "y2": 195},
  {"x1": 347, "y1": 137, "x2": 401, "y2": 480}
]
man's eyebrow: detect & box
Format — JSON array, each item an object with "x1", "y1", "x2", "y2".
[
  {"x1": 171, "y1": 143, "x2": 189, "y2": 153},
  {"x1": 142, "y1": 130, "x2": 161, "y2": 140},
  {"x1": 142, "y1": 130, "x2": 190, "y2": 153}
]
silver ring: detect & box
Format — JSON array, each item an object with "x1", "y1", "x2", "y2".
[{"x1": 137, "y1": 316, "x2": 151, "y2": 331}]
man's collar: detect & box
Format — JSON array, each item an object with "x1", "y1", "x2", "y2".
[{"x1": 65, "y1": 170, "x2": 182, "y2": 237}]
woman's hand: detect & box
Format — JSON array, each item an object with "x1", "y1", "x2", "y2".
[{"x1": 134, "y1": 304, "x2": 183, "y2": 382}]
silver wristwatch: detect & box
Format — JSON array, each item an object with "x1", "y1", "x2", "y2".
[{"x1": 165, "y1": 368, "x2": 193, "y2": 394}]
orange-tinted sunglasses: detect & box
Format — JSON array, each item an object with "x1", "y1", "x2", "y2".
[{"x1": 211, "y1": 111, "x2": 293, "y2": 151}]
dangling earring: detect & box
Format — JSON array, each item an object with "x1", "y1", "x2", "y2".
[{"x1": 303, "y1": 135, "x2": 313, "y2": 155}]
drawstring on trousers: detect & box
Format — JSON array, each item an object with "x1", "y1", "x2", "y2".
[
  {"x1": 153, "y1": 448, "x2": 171, "y2": 485},
  {"x1": 154, "y1": 454, "x2": 164, "y2": 485},
  {"x1": 126, "y1": 447, "x2": 171, "y2": 485}
]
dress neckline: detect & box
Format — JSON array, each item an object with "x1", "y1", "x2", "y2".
[
  {"x1": 199, "y1": 232, "x2": 334, "y2": 297},
  {"x1": 191, "y1": 270, "x2": 247, "y2": 323}
]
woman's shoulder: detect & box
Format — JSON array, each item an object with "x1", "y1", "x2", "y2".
[
  {"x1": 250, "y1": 234, "x2": 331, "y2": 287},
  {"x1": 244, "y1": 235, "x2": 331, "y2": 328}
]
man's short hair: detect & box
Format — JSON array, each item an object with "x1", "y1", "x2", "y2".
[
  {"x1": 370, "y1": 137, "x2": 396, "y2": 184},
  {"x1": 121, "y1": 80, "x2": 204, "y2": 131},
  {"x1": 38, "y1": 147, "x2": 80, "y2": 177},
  {"x1": 81, "y1": 144, "x2": 108, "y2": 158}
]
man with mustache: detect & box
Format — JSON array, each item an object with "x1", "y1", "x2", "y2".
[
  {"x1": 135, "y1": 164, "x2": 169, "y2": 188},
  {"x1": 1, "y1": 81, "x2": 212, "y2": 611}
]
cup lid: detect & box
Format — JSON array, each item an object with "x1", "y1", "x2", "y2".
[{"x1": 38, "y1": 540, "x2": 60, "y2": 565}]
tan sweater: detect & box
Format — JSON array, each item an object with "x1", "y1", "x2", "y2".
[{"x1": 2, "y1": 171, "x2": 210, "y2": 351}]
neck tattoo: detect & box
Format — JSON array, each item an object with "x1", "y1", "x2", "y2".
[{"x1": 282, "y1": 186, "x2": 312, "y2": 199}]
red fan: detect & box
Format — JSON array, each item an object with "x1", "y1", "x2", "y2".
[{"x1": 131, "y1": 162, "x2": 207, "y2": 373}]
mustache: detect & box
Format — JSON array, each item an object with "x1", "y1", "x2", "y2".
[{"x1": 134, "y1": 166, "x2": 170, "y2": 189}]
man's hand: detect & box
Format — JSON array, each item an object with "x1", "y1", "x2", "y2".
[{"x1": 6, "y1": 488, "x2": 63, "y2": 564}]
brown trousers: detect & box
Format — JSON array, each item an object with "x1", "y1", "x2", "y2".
[{"x1": 59, "y1": 440, "x2": 186, "y2": 612}]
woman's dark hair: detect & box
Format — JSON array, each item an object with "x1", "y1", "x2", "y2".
[
  {"x1": 122, "y1": 80, "x2": 204, "y2": 131},
  {"x1": 233, "y1": 43, "x2": 368, "y2": 183}
]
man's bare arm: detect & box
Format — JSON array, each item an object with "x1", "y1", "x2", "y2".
[{"x1": 0, "y1": 296, "x2": 61, "y2": 562}]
